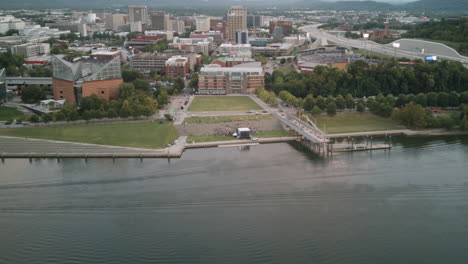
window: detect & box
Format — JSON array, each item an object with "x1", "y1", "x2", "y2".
[
  {"x1": 101, "y1": 91, "x2": 105, "y2": 94},
  {"x1": 60, "y1": 91, "x2": 63, "y2": 94}
]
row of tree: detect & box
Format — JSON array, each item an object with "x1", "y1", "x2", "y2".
[
  {"x1": 255, "y1": 87, "x2": 277, "y2": 106},
  {"x1": 266, "y1": 60, "x2": 468, "y2": 98}
]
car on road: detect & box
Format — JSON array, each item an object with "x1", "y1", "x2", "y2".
[{"x1": 261, "y1": 110, "x2": 268, "y2": 113}]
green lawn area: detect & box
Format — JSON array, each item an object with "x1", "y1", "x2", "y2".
[
  {"x1": 187, "y1": 135, "x2": 236, "y2": 143},
  {"x1": 184, "y1": 114, "x2": 274, "y2": 124},
  {"x1": 188, "y1": 96, "x2": 263, "y2": 112},
  {"x1": 276, "y1": 65, "x2": 295, "y2": 74},
  {"x1": 0, "y1": 106, "x2": 24, "y2": 121},
  {"x1": 310, "y1": 112, "x2": 405, "y2": 134},
  {"x1": 0, "y1": 120, "x2": 179, "y2": 149},
  {"x1": 253, "y1": 130, "x2": 293, "y2": 138}
]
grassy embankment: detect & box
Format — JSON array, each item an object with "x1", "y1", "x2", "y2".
[
  {"x1": 0, "y1": 120, "x2": 179, "y2": 149},
  {"x1": 188, "y1": 96, "x2": 263, "y2": 112},
  {"x1": 309, "y1": 112, "x2": 405, "y2": 134},
  {"x1": 0, "y1": 106, "x2": 24, "y2": 121}
]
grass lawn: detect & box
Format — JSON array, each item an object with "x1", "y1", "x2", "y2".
[
  {"x1": 184, "y1": 114, "x2": 274, "y2": 124},
  {"x1": 0, "y1": 120, "x2": 179, "y2": 149},
  {"x1": 276, "y1": 65, "x2": 295, "y2": 74},
  {"x1": 186, "y1": 135, "x2": 236, "y2": 143},
  {"x1": 0, "y1": 106, "x2": 24, "y2": 121},
  {"x1": 188, "y1": 96, "x2": 263, "y2": 112},
  {"x1": 310, "y1": 112, "x2": 405, "y2": 134}
]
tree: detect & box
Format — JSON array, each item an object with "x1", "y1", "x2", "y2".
[
  {"x1": 133, "y1": 79, "x2": 151, "y2": 93},
  {"x1": 311, "y1": 106, "x2": 322, "y2": 116},
  {"x1": 326, "y1": 102, "x2": 337, "y2": 116},
  {"x1": 414, "y1": 93, "x2": 427, "y2": 107},
  {"x1": 280, "y1": 58, "x2": 286, "y2": 64},
  {"x1": 21, "y1": 85, "x2": 46, "y2": 103},
  {"x1": 41, "y1": 113, "x2": 54, "y2": 123},
  {"x1": 122, "y1": 68, "x2": 140, "y2": 82},
  {"x1": 391, "y1": 102, "x2": 427, "y2": 128},
  {"x1": 345, "y1": 94, "x2": 355, "y2": 109},
  {"x1": 437, "y1": 92, "x2": 449, "y2": 107},
  {"x1": 396, "y1": 94, "x2": 408, "y2": 107},
  {"x1": 357, "y1": 101, "x2": 365, "y2": 112},
  {"x1": 173, "y1": 78, "x2": 185, "y2": 94},
  {"x1": 29, "y1": 115, "x2": 40, "y2": 123},
  {"x1": 119, "y1": 83, "x2": 135, "y2": 99},
  {"x1": 448, "y1": 91, "x2": 459, "y2": 107},
  {"x1": 460, "y1": 92, "x2": 468, "y2": 104},
  {"x1": 302, "y1": 94, "x2": 316, "y2": 112},
  {"x1": 316, "y1": 96, "x2": 326, "y2": 110},
  {"x1": 335, "y1": 95, "x2": 345, "y2": 110},
  {"x1": 119, "y1": 100, "x2": 132, "y2": 117},
  {"x1": 155, "y1": 85, "x2": 169, "y2": 107},
  {"x1": 427, "y1": 92, "x2": 438, "y2": 107}
]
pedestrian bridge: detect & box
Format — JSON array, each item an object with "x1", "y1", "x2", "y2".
[{"x1": 272, "y1": 112, "x2": 328, "y2": 144}]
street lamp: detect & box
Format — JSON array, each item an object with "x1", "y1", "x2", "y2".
[
  {"x1": 363, "y1": 33, "x2": 369, "y2": 59},
  {"x1": 392, "y1": 42, "x2": 400, "y2": 61}
]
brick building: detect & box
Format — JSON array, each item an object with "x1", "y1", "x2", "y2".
[{"x1": 198, "y1": 63, "x2": 264, "y2": 95}]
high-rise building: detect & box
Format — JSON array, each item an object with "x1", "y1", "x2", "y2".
[
  {"x1": 169, "y1": 20, "x2": 185, "y2": 34},
  {"x1": 105, "y1": 14, "x2": 128, "y2": 31},
  {"x1": 128, "y1": 6, "x2": 148, "y2": 26},
  {"x1": 227, "y1": 6, "x2": 247, "y2": 42},
  {"x1": 235, "y1": 31, "x2": 248, "y2": 44},
  {"x1": 195, "y1": 16, "x2": 210, "y2": 31},
  {"x1": 247, "y1": 15, "x2": 263, "y2": 28},
  {"x1": 150, "y1": 11, "x2": 169, "y2": 30}
]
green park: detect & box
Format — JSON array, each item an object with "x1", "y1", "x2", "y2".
[
  {"x1": 0, "y1": 120, "x2": 179, "y2": 149},
  {"x1": 188, "y1": 96, "x2": 263, "y2": 112},
  {"x1": 0, "y1": 106, "x2": 24, "y2": 121},
  {"x1": 311, "y1": 112, "x2": 405, "y2": 134}
]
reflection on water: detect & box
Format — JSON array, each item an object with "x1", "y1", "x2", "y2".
[{"x1": 0, "y1": 136, "x2": 467, "y2": 264}]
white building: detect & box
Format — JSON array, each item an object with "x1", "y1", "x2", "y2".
[
  {"x1": 0, "y1": 16, "x2": 26, "y2": 34},
  {"x1": 11, "y1": 43, "x2": 50, "y2": 58},
  {"x1": 105, "y1": 14, "x2": 128, "y2": 31},
  {"x1": 195, "y1": 16, "x2": 210, "y2": 31},
  {"x1": 219, "y1": 43, "x2": 251, "y2": 54}
]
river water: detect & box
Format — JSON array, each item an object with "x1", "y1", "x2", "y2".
[{"x1": 0, "y1": 136, "x2": 467, "y2": 264}]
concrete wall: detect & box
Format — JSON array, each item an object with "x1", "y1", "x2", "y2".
[{"x1": 82, "y1": 78, "x2": 122, "y2": 101}]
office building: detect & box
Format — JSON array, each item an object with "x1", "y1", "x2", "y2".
[
  {"x1": 150, "y1": 11, "x2": 169, "y2": 30},
  {"x1": 198, "y1": 64, "x2": 264, "y2": 95},
  {"x1": 105, "y1": 14, "x2": 128, "y2": 31},
  {"x1": 190, "y1": 30, "x2": 223, "y2": 44},
  {"x1": 128, "y1": 6, "x2": 148, "y2": 27},
  {"x1": 171, "y1": 37, "x2": 213, "y2": 55},
  {"x1": 210, "y1": 19, "x2": 227, "y2": 39},
  {"x1": 211, "y1": 57, "x2": 255, "y2": 67},
  {"x1": 269, "y1": 21, "x2": 293, "y2": 36},
  {"x1": 130, "y1": 21, "x2": 143, "y2": 32},
  {"x1": 0, "y1": 16, "x2": 26, "y2": 34},
  {"x1": 247, "y1": 15, "x2": 263, "y2": 28},
  {"x1": 130, "y1": 53, "x2": 172, "y2": 74},
  {"x1": 219, "y1": 43, "x2": 251, "y2": 54},
  {"x1": 11, "y1": 43, "x2": 50, "y2": 58},
  {"x1": 195, "y1": 17, "x2": 210, "y2": 31},
  {"x1": 227, "y1": 6, "x2": 247, "y2": 42},
  {"x1": 164, "y1": 56, "x2": 189, "y2": 78},
  {"x1": 236, "y1": 31, "x2": 248, "y2": 44},
  {"x1": 169, "y1": 20, "x2": 185, "y2": 34}
]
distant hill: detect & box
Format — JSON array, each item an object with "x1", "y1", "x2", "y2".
[
  {"x1": 293, "y1": 1, "x2": 394, "y2": 10},
  {"x1": 404, "y1": 0, "x2": 468, "y2": 11}
]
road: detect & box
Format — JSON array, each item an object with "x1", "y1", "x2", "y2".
[{"x1": 301, "y1": 24, "x2": 468, "y2": 66}]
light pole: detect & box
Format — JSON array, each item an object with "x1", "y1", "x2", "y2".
[
  {"x1": 363, "y1": 33, "x2": 369, "y2": 60},
  {"x1": 392, "y1": 42, "x2": 400, "y2": 62}
]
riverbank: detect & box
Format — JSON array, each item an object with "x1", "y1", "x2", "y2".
[{"x1": 327, "y1": 129, "x2": 468, "y2": 138}]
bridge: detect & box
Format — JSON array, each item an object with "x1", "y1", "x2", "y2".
[
  {"x1": 6, "y1": 77, "x2": 52, "y2": 86},
  {"x1": 272, "y1": 112, "x2": 328, "y2": 144}
]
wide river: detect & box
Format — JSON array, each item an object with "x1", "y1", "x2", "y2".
[{"x1": 0, "y1": 136, "x2": 467, "y2": 264}]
